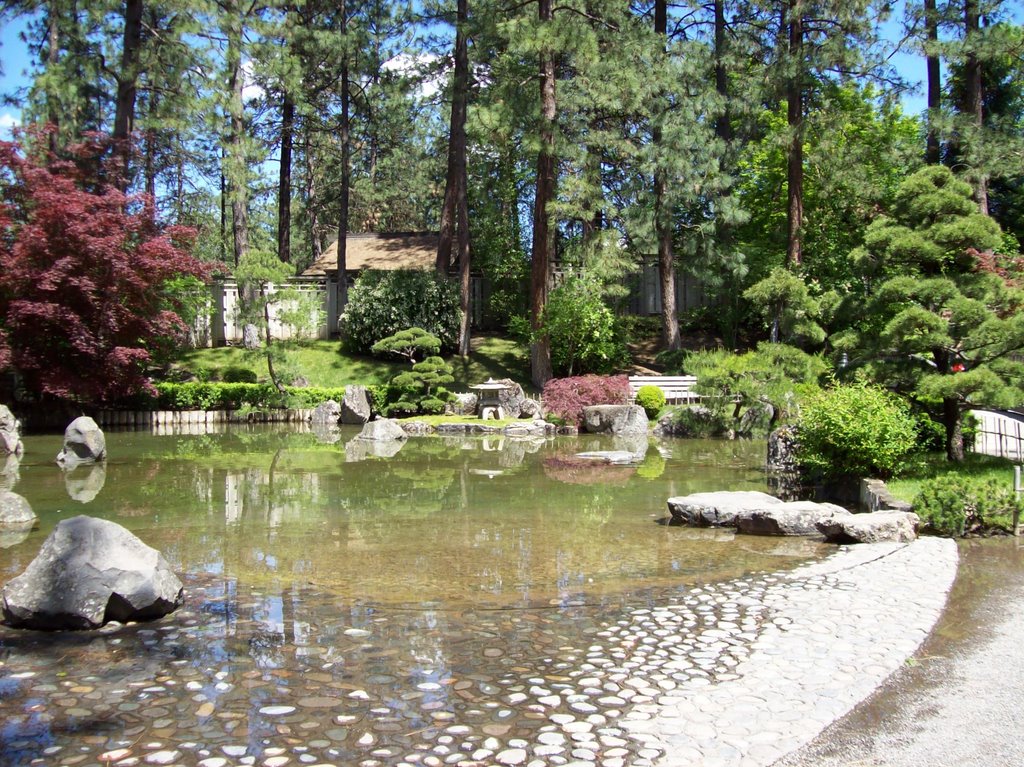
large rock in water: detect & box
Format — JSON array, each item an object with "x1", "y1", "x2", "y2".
[
  {"x1": 582, "y1": 405, "x2": 649, "y2": 436},
  {"x1": 341, "y1": 385, "x2": 373, "y2": 425},
  {"x1": 356, "y1": 418, "x2": 408, "y2": 442},
  {"x1": 735, "y1": 501, "x2": 851, "y2": 536},
  {"x1": 2, "y1": 516, "x2": 184, "y2": 630},
  {"x1": 816, "y1": 510, "x2": 920, "y2": 544},
  {"x1": 667, "y1": 491, "x2": 782, "y2": 527},
  {"x1": 496, "y1": 379, "x2": 528, "y2": 418},
  {"x1": 55, "y1": 417, "x2": 106, "y2": 467},
  {"x1": 0, "y1": 490, "x2": 36, "y2": 532},
  {"x1": 0, "y1": 404, "x2": 23, "y2": 457}
]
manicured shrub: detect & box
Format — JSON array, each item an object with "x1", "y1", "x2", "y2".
[
  {"x1": 341, "y1": 270, "x2": 461, "y2": 355},
  {"x1": 635, "y1": 385, "x2": 666, "y2": 419},
  {"x1": 539, "y1": 275, "x2": 628, "y2": 376},
  {"x1": 370, "y1": 327, "x2": 441, "y2": 363},
  {"x1": 914, "y1": 476, "x2": 1022, "y2": 536},
  {"x1": 542, "y1": 374, "x2": 631, "y2": 427},
  {"x1": 795, "y1": 382, "x2": 918, "y2": 480},
  {"x1": 153, "y1": 382, "x2": 352, "y2": 411},
  {"x1": 222, "y1": 366, "x2": 258, "y2": 383},
  {"x1": 383, "y1": 356, "x2": 455, "y2": 417}
]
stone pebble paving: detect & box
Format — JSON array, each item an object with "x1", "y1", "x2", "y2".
[{"x1": 0, "y1": 538, "x2": 957, "y2": 767}]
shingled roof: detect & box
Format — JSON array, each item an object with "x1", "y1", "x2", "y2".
[{"x1": 302, "y1": 232, "x2": 439, "y2": 276}]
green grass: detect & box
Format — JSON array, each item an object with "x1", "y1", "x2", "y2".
[
  {"x1": 887, "y1": 452, "x2": 1021, "y2": 504},
  {"x1": 169, "y1": 334, "x2": 534, "y2": 392}
]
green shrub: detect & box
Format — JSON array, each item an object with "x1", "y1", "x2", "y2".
[
  {"x1": 635, "y1": 385, "x2": 666, "y2": 419},
  {"x1": 223, "y1": 366, "x2": 258, "y2": 383},
  {"x1": 341, "y1": 270, "x2": 462, "y2": 355},
  {"x1": 370, "y1": 327, "x2": 442, "y2": 363},
  {"x1": 383, "y1": 356, "x2": 455, "y2": 417},
  {"x1": 153, "y1": 382, "x2": 353, "y2": 411},
  {"x1": 795, "y1": 382, "x2": 918, "y2": 480},
  {"x1": 914, "y1": 475, "x2": 1022, "y2": 536},
  {"x1": 665, "y1": 405, "x2": 730, "y2": 438},
  {"x1": 539, "y1": 274, "x2": 629, "y2": 377}
]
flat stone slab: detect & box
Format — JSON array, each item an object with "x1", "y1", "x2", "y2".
[
  {"x1": 817, "y1": 510, "x2": 920, "y2": 543},
  {"x1": 735, "y1": 501, "x2": 851, "y2": 536},
  {"x1": 618, "y1": 537, "x2": 958, "y2": 766},
  {"x1": 668, "y1": 490, "x2": 783, "y2": 527}
]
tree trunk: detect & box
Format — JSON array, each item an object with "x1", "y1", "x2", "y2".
[
  {"x1": 785, "y1": 0, "x2": 804, "y2": 267},
  {"x1": 337, "y1": 4, "x2": 351, "y2": 310},
  {"x1": 113, "y1": 0, "x2": 144, "y2": 190},
  {"x1": 46, "y1": 6, "x2": 59, "y2": 154},
  {"x1": 714, "y1": 0, "x2": 731, "y2": 144},
  {"x1": 530, "y1": 0, "x2": 555, "y2": 388},
  {"x1": 143, "y1": 87, "x2": 159, "y2": 199},
  {"x1": 944, "y1": 396, "x2": 965, "y2": 462},
  {"x1": 278, "y1": 92, "x2": 294, "y2": 264},
  {"x1": 654, "y1": 0, "x2": 680, "y2": 351},
  {"x1": 226, "y1": 5, "x2": 248, "y2": 267},
  {"x1": 454, "y1": 0, "x2": 472, "y2": 356},
  {"x1": 924, "y1": 0, "x2": 941, "y2": 165},
  {"x1": 963, "y1": 0, "x2": 987, "y2": 214}
]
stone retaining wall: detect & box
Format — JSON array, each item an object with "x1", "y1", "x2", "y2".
[
  {"x1": 93, "y1": 409, "x2": 315, "y2": 431},
  {"x1": 860, "y1": 478, "x2": 913, "y2": 512}
]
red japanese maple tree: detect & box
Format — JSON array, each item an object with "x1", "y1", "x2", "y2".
[{"x1": 0, "y1": 136, "x2": 210, "y2": 404}]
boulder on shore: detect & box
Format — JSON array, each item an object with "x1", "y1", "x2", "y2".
[
  {"x1": 356, "y1": 418, "x2": 408, "y2": 442},
  {"x1": 341, "y1": 385, "x2": 373, "y2": 425},
  {"x1": 311, "y1": 400, "x2": 342, "y2": 426},
  {"x1": 0, "y1": 404, "x2": 23, "y2": 458},
  {"x1": 668, "y1": 491, "x2": 783, "y2": 527},
  {"x1": 0, "y1": 490, "x2": 36, "y2": 532},
  {"x1": 55, "y1": 417, "x2": 106, "y2": 467},
  {"x1": 735, "y1": 501, "x2": 851, "y2": 536},
  {"x1": 582, "y1": 405, "x2": 649, "y2": 437},
  {"x1": 817, "y1": 510, "x2": 920, "y2": 544},
  {"x1": 2, "y1": 515, "x2": 183, "y2": 630}
]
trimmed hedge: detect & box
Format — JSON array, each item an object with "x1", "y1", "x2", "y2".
[{"x1": 152, "y1": 382, "x2": 379, "y2": 411}]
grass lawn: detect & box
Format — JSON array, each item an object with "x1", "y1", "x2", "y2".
[
  {"x1": 170, "y1": 334, "x2": 534, "y2": 392},
  {"x1": 887, "y1": 452, "x2": 1022, "y2": 504}
]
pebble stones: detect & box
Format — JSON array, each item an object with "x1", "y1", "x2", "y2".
[{"x1": 0, "y1": 540, "x2": 957, "y2": 767}]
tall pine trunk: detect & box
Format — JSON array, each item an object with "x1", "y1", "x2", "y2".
[
  {"x1": 943, "y1": 396, "x2": 965, "y2": 462},
  {"x1": 924, "y1": 0, "x2": 941, "y2": 164},
  {"x1": 336, "y1": 4, "x2": 351, "y2": 310},
  {"x1": 785, "y1": 0, "x2": 804, "y2": 267},
  {"x1": 113, "y1": 0, "x2": 144, "y2": 190},
  {"x1": 225, "y1": 4, "x2": 248, "y2": 267},
  {"x1": 278, "y1": 92, "x2": 294, "y2": 264},
  {"x1": 530, "y1": 0, "x2": 555, "y2": 388},
  {"x1": 46, "y1": 5, "x2": 59, "y2": 153},
  {"x1": 654, "y1": 0, "x2": 680, "y2": 351},
  {"x1": 963, "y1": 0, "x2": 987, "y2": 214}
]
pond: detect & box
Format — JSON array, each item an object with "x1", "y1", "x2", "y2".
[{"x1": 0, "y1": 427, "x2": 830, "y2": 767}]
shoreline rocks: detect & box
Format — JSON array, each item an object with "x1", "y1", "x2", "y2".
[{"x1": 56, "y1": 416, "x2": 106, "y2": 467}]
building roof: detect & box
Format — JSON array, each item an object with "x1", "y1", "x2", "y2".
[{"x1": 302, "y1": 232, "x2": 439, "y2": 276}]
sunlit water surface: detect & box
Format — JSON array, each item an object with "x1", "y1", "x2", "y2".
[{"x1": 0, "y1": 427, "x2": 830, "y2": 765}]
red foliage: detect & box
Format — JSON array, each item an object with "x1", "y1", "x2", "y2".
[
  {"x1": 971, "y1": 248, "x2": 1024, "y2": 287},
  {"x1": 541, "y1": 374, "x2": 631, "y2": 426},
  {"x1": 0, "y1": 136, "x2": 211, "y2": 404}
]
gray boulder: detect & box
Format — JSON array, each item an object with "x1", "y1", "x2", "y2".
[
  {"x1": 668, "y1": 491, "x2": 782, "y2": 527},
  {"x1": 735, "y1": 501, "x2": 851, "y2": 536},
  {"x1": 496, "y1": 379, "x2": 528, "y2": 418},
  {"x1": 582, "y1": 405, "x2": 649, "y2": 437},
  {"x1": 0, "y1": 404, "x2": 23, "y2": 457},
  {"x1": 311, "y1": 399, "x2": 342, "y2": 425},
  {"x1": 446, "y1": 393, "x2": 478, "y2": 417},
  {"x1": 816, "y1": 510, "x2": 920, "y2": 544},
  {"x1": 356, "y1": 418, "x2": 408, "y2": 442},
  {"x1": 519, "y1": 398, "x2": 541, "y2": 419},
  {"x1": 767, "y1": 425, "x2": 800, "y2": 473},
  {"x1": 0, "y1": 490, "x2": 36, "y2": 532},
  {"x1": 2, "y1": 515, "x2": 184, "y2": 630},
  {"x1": 341, "y1": 385, "x2": 373, "y2": 425},
  {"x1": 55, "y1": 417, "x2": 106, "y2": 467}
]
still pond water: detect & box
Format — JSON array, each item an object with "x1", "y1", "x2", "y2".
[{"x1": 0, "y1": 427, "x2": 829, "y2": 766}]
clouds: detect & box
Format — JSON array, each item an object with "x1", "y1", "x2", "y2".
[{"x1": 0, "y1": 112, "x2": 19, "y2": 140}]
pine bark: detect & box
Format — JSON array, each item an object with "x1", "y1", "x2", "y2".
[
  {"x1": 654, "y1": 0, "x2": 680, "y2": 351},
  {"x1": 924, "y1": 0, "x2": 941, "y2": 164},
  {"x1": 963, "y1": 0, "x2": 987, "y2": 214},
  {"x1": 438, "y1": 0, "x2": 470, "y2": 286},
  {"x1": 530, "y1": 0, "x2": 555, "y2": 388},
  {"x1": 113, "y1": 0, "x2": 144, "y2": 190},
  {"x1": 336, "y1": 4, "x2": 351, "y2": 309},
  {"x1": 278, "y1": 92, "x2": 294, "y2": 264},
  {"x1": 785, "y1": 0, "x2": 804, "y2": 267},
  {"x1": 226, "y1": 7, "x2": 248, "y2": 267}
]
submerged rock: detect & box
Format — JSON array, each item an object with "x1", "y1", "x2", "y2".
[
  {"x1": 55, "y1": 416, "x2": 106, "y2": 467},
  {"x1": 2, "y1": 515, "x2": 183, "y2": 631}
]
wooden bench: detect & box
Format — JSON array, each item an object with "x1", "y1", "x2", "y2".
[{"x1": 628, "y1": 375, "x2": 699, "y2": 404}]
